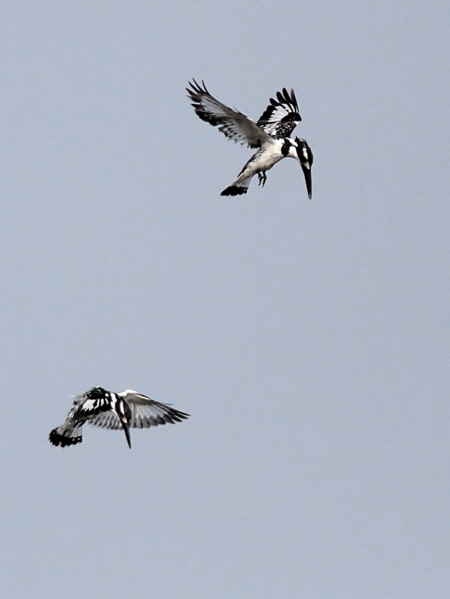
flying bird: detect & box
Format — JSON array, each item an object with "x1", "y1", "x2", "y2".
[
  {"x1": 186, "y1": 79, "x2": 313, "y2": 198},
  {"x1": 49, "y1": 386, "x2": 189, "y2": 449}
]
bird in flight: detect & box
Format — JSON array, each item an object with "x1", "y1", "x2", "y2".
[
  {"x1": 186, "y1": 79, "x2": 313, "y2": 198},
  {"x1": 49, "y1": 386, "x2": 189, "y2": 449}
]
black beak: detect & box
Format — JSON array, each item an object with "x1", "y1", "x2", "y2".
[
  {"x1": 121, "y1": 421, "x2": 132, "y2": 449},
  {"x1": 301, "y1": 163, "x2": 312, "y2": 199}
]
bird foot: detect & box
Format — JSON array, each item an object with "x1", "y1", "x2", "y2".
[{"x1": 257, "y1": 171, "x2": 267, "y2": 187}]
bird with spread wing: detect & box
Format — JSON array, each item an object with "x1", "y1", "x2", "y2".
[
  {"x1": 186, "y1": 79, "x2": 313, "y2": 198},
  {"x1": 49, "y1": 386, "x2": 189, "y2": 449}
]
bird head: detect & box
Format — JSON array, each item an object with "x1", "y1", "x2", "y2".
[
  {"x1": 294, "y1": 137, "x2": 313, "y2": 199},
  {"x1": 85, "y1": 386, "x2": 108, "y2": 399}
]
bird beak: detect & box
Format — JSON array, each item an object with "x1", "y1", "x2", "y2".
[
  {"x1": 121, "y1": 422, "x2": 132, "y2": 449},
  {"x1": 301, "y1": 162, "x2": 312, "y2": 199}
]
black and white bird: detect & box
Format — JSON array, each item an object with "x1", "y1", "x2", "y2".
[
  {"x1": 49, "y1": 386, "x2": 189, "y2": 449},
  {"x1": 186, "y1": 79, "x2": 313, "y2": 198}
]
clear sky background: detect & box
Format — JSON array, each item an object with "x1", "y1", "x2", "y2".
[{"x1": 2, "y1": 1, "x2": 449, "y2": 597}]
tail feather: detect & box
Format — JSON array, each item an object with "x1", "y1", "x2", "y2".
[
  {"x1": 221, "y1": 185, "x2": 248, "y2": 196},
  {"x1": 221, "y1": 173, "x2": 253, "y2": 197},
  {"x1": 49, "y1": 427, "x2": 82, "y2": 447}
]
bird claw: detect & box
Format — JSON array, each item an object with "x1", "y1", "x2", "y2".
[{"x1": 257, "y1": 172, "x2": 267, "y2": 187}]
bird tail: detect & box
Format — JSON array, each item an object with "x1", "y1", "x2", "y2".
[
  {"x1": 49, "y1": 427, "x2": 82, "y2": 447},
  {"x1": 220, "y1": 175, "x2": 252, "y2": 197}
]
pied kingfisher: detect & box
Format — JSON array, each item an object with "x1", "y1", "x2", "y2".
[
  {"x1": 49, "y1": 386, "x2": 189, "y2": 449},
  {"x1": 186, "y1": 79, "x2": 313, "y2": 198}
]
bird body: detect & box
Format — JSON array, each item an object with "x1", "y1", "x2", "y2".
[
  {"x1": 186, "y1": 79, "x2": 313, "y2": 198},
  {"x1": 49, "y1": 386, "x2": 189, "y2": 449},
  {"x1": 221, "y1": 138, "x2": 300, "y2": 196}
]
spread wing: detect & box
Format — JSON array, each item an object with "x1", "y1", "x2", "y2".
[
  {"x1": 88, "y1": 391, "x2": 189, "y2": 430},
  {"x1": 186, "y1": 79, "x2": 271, "y2": 148},
  {"x1": 257, "y1": 88, "x2": 302, "y2": 139}
]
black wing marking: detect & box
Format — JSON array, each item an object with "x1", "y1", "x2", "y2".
[
  {"x1": 72, "y1": 396, "x2": 111, "y2": 423},
  {"x1": 186, "y1": 79, "x2": 271, "y2": 149},
  {"x1": 257, "y1": 88, "x2": 302, "y2": 139}
]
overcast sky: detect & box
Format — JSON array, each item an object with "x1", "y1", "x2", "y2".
[{"x1": 2, "y1": 2, "x2": 449, "y2": 598}]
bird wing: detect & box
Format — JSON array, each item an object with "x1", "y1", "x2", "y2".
[
  {"x1": 186, "y1": 79, "x2": 272, "y2": 148},
  {"x1": 256, "y1": 88, "x2": 302, "y2": 139},
  {"x1": 88, "y1": 391, "x2": 190, "y2": 430},
  {"x1": 72, "y1": 395, "x2": 111, "y2": 422}
]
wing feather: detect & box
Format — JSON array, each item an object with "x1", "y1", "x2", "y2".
[
  {"x1": 186, "y1": 79, "x2": 271, "y2": 148},
  {"x1": 257, "y1": 87, "x2": 302, "y2": 138},
  {"x1": 88, "y1": 392, "x2": 189, "y2": 430}
]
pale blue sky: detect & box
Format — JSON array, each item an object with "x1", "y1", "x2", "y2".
[{"x1": 2, "y1": 2, "x2": 449, "y2": 597}]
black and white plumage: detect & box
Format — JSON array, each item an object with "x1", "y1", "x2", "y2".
[
  {"x1": 257, "y1": 87, "x2": 302, "y2": 139},
  {"x1": 49, "y1": 386, "x2": 189, "y2": 449},
  {"x1": 186, "y1": 79, "x2": 313, "y2": 198}
]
